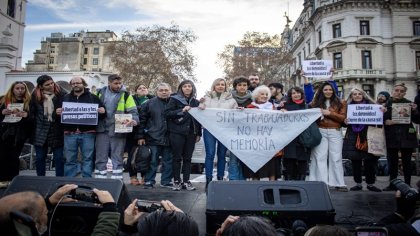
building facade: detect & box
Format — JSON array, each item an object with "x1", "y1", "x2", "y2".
[
  {"x1": 26, "y1": 30, "x2": 118, "y2": 73},
  {"x1": 285, "y1": 0, "x2": 420, "y2": 99},
  {"x1": 0, "y1": 0, "x2": 26, "y2": 91}
]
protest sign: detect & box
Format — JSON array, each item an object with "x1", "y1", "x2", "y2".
[
  {"x1": 392, "y1": 103, "x2": 411, "y2": 124},
  {"x1": 115, "y1": 114, "x2": 133, "y2": 133},
  {"x1": 2, "y1": 103, "x2": 24, "y2": 123},
  {"x1": 61, "y1": 102, "x2": 98, "y2": 125},
  {"x1": 346, "y1": 104, "x2": 383, "y2": 125},
  {"x1": 302, "y1": 60, "x2": 333, "y2": 78},
  {"x1": 189, "y1": 108, "x2": 322, "y2": 172}
]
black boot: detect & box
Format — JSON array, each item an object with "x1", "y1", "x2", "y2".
[
  {"x1": 205, "y1": 177, "x2": 212, "y2": 192},
  {"x1": 217, "y1": 176, "x2": 223, "y2": 181}
]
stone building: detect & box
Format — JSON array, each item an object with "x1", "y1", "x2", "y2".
[
  {"x1": 26, "y1": 30, "x2": 117, "y2": 73},
  {"x1": 284, "y1": 0, "x2": 420, "y2": 99}
]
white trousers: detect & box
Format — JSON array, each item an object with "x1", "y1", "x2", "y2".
[{"x1": 309, "y1": 128, "x2": 346, "y2": 187}]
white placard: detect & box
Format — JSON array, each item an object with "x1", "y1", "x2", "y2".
[
  {"x1": 346, "y1": 104, "x2": 383, "y2": 125},
  {"x1": 61, "y1": 102, "x2": 98, "y2": 125},
  {"x1": 302, "y1": 60, "x2": 333, "y2": 78},
  {"x1": 189, "y1": 108, "x2": 322, "y2": 172},
  {"x1": 115, "y1": 114, "x2": 133, "y2": 133},
  {"x1": 2, "y1": 103, "x2": 24, "y2": 123}
]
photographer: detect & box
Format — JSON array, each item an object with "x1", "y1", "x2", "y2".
[
  {"x1": 121, "y1": 199, "x2": 199, "y2": 236},
  {"x1": 376, "y1": 179, "x2": 420, "y2": 236}
]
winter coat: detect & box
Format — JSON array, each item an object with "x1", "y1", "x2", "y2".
[
  {"x1": 0, "y1": 100, "x2": 32, "y2": 146},
  {"x1": 200, "y1": 91, "x2": 238, "y2": 110},
  {"x1": 136, "y1": 96, "x2": 170, "y2": 146},
  {"x1": 343, "y1": 125, "x2": 378, "y2": 161},
  {"x1": 282, "y1": 101, "x2": 311, "y2": 161},
  {"x1": 58, "y1": 88, "x2": 106, "y2": 132},
  {"x1": 165, "y1": 94, "x2": 202, "y2": 137},
  {"x1": 29, "y1": 90, "x2": 66, "y2": 148},
  {"x1": 384, "y1": 98, "x2": 420, "y2": 149}
]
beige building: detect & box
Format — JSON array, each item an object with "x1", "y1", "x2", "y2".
[
  {"x1": 0, "y1": 0, "x2": 26, "y2": 92},
  {"x1": 285, "y1": 0, "x2": 420, "y2": 99},
  {"x1": 26, "y1": 30, "x2": 118, "y2": 73}
]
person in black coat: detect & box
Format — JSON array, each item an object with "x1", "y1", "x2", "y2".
[
  {"x1": 279, "y1": 86, "x2": 310, "y2": 180},
  {"x1": 165, "y1": 80, "x2": 202, "y2": 191},
  {"x1": 383, "y1": 83, "x2": 420, "y2": 190},
  {"x1": 0, "y1": 82, "x2": 32, "y2": 188},
  {"x1": 343, "y1": 88, "x2": 382, "y2": 192}
]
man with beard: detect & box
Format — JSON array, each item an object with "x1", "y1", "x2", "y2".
[
  {"x1": 248, "y1": 74, "x2": 261, "y2": 92},
  {"x1": 56, "y1": 77, "x2": 106, "y2": 178}
]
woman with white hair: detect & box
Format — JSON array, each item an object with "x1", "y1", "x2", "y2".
[
  {"x1": 199, "y1": 78, "x2": 238, "y2": 190},
  {"x1": 244, "y1": 85, "x2": 277, "y2": 180},
  {"x1": 343, "y1": 88, "x2": 382, "y2": 192}
]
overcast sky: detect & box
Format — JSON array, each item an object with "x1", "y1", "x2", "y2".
[{"x1": 24, "y1": 0, "x2": 304, "y2": 95}]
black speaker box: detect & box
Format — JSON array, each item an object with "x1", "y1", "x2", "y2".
[
  {"x1": 3, "y1": 176, "x2": 131, "y2": 236},
  {"x1": 206, "y1": 181, "x2": 335, "y2": 235}
]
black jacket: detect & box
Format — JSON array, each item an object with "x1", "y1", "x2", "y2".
[
  {"x1": 0, "y1": 100, "x2": 32, "y2": 145},
  {"x1": 165, "y1": 94, "x2": 202, "y2": 136},
  {"x1": 58, "y1": 88, "x2": 106, "y2": 132},
  {"x1": 135, "y1": 97, "x2": 170, "y2": 146}
]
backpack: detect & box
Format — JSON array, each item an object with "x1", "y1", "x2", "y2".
[
  {"x1": 298, "y1": 122, "x2": 322, "y2": 149},
  {"x1": 130, "y1": 145, "x2": 151, "y2": 173}
]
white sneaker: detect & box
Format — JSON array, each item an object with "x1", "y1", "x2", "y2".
[{"x1": 183, "y1": 181, "x2": 196, "y2": 191}]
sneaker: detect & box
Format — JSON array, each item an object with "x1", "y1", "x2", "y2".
[
  {"x1": 383, "y1": 185, "x2": 395, "y2": 191},
  {"x1": 183, "y1": 181, "x2": 196, "y2": 191},
  {"x1": 172, "y1": 182, "x2": 182, "y2": 191},
  {"x1": 143, "y1": 182, "x2": 154, "y2": 189},
  {"x1": 350, "y1": 185, "x2": 363, "y2": 191},
  {"x1": 367, "y1": 185, "x2": 382, "y2": 192},
  {"x1": 160, "y1": 183, "x2": 174, "y2": 189},
  {"x1": 334, "y1": 186, "x2": 349, "y2": 192}
]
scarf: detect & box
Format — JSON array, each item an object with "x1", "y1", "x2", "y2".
[
  {"x1": 293, "y1": 99, "x2": 305, "y2": 104},
  {"x1": 351, "y1": 100, "x2": 366, "y2": 133},
  {"x1": 251, "y1": 101, "x2": 273, "y2": 110},
  {"x1": 231, "y1": 90, "x2": 252, "y2": 105},
  {"x1": 42, "y1": 91, "x2": 55, "y2": 122}
]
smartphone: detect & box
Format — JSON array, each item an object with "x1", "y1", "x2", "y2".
[{"x1": 355, "y1": 226, "x2": 388, "y2": 236}]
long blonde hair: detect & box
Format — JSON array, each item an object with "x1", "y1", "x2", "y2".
[{"x1": 0, "y1": 81, "x2": 31, "y2": 111}]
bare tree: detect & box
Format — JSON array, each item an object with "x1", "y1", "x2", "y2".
[
  {"x1": 217, "y1": 31, "x2": 293, "y2": 85},
  {"x1": 107, "y1": 23, "x2": 197, "y2": 91}
]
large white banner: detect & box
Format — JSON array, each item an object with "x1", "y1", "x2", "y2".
[
  {"x1": 189, "y1": 108, "x2": 322, "y2": 172},
  {"x1": 302, "y1": 60, "x2": 333, "y2": 78}
]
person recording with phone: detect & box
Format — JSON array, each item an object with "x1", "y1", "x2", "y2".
[{"x1": 0, "y1": 184, "x2": 120, "y2": 236}]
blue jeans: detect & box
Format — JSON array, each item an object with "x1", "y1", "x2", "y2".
[
  {"x1": 203, "y1": 129, "x2": 227, "y2": 179},
  {"x1": 64, "y1": 133, "x2": 95, "y2": 177},
  {"x1": 228, "y1": 153, "x2": 245, "y2": 180},
  {"x1": 35, "y1": 145, "x2": 64, "y2": 176},
  {"x1": 144, "y1": 145, "x2": 173, "y2": 185}
]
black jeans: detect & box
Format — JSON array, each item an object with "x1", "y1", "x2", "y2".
[
  {"x1": 169, "y1": 132, "x2": 196, "y2": 183},
  {"x1": 387, "y1": 148, "x2": 412, "y2": 185},
  {"x1": 351, "y1": 158, "x2": 377, "y2": 184},
  {"x1": 283, "y1": 158, "x2": 307, "y2": 180},
  {"x1": 0, "y1": 136, "x2": 24, "y2": 181}
]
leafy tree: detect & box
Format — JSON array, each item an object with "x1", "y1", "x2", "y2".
[
  {"x1": 217, "y1": 31, "x2": 293, "y2": 85},
  {"x1": 107, "y1": 23, "x2": 197, "y2": 91}
]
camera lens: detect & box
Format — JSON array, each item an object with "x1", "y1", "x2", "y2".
[{"x1": 391, "y1": 179, "x2": 419, "y2": 200}]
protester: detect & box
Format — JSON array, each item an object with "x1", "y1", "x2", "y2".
[
  {"x1": 245, "y1": 85, "x2": 277, "y2": 181},
  {"x1": 267, "y1": 82, "x2": 285, "y2": 107},
  {"x1": 308, "y1": 81, "x2": 348, "y2": 191},
  {"x1": 302, "y1": 69, "x2": 339, "y2": 104},
  {"x1": 280, "y1": 86, "x2": 310, "y2": 181},
  {"x1": 30, "y1": 75, "x2": 66, "y2": 176},
  {"x1": 383, "y1": 83, "x2": 420, "y2": 190},
  {"x1": 121, "y1": 199, "x2": 199, "y2": 236},
  {"x1": 0, "y1": 184, "x2": 119, "y2": 236},
  {"x1": 165, "y1": 80, "x2": 202, "y2": 191},
  {"x1": 0, "y1": 82, "x2": 31, "y2": 188},
  {"x1": 56, "y1": 77, "x2": 106, "y2": 178},
  {"x1": 127, "y1": 84, "x2": 153, "y2": 185},
  {"x1": 215, "y1": 215, "x2": 278, "y2": 236},
  {"x1": 229, "y1": 76, "x2": 252, "y2": 180},
  {"x1": 136, "y1": 83, "x2": 173, "y2": 189},
  {"x1": 199, "y1": 78, "x2": 237, "y2": 190},
  {"x1": 377, "y1": 91, "x2": 390, "y2": 106},
  {"x1": 248, "y1": 73, "x2": 261, "y2": 92},
  {"x1": 342, "y1": 88, "x2": 382, "y2": 192},
  {"x1": 304, "y1": 225, "x2": 351, "y2": 236}
]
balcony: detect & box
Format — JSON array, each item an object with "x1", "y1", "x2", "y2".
[{"x1": 333, "y1": 69, "x2": 386, "y2": 80}]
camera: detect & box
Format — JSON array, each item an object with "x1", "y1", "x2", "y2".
[
  {"x1": 136, "y1": 200, "x2": 164, "y2": 213},
  {"x1": 70, "y1": 186, "x2": 100, "y2": 203},
  {"x1": 391, "y1": 179, "x2": 419, "y2": 200}
]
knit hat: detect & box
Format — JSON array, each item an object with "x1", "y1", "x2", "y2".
[
  {"x1": 378, "y1": 91, "x2": 390, "y2": 100},
  {"x1": 36, "y1": 75, "x2": 53, "y2": 86}
]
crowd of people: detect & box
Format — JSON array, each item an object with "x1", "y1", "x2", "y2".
[{"x1": 0, "y1": 72, "x2": 419, "y2": 193}]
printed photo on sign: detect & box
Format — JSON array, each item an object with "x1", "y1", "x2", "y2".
[
  {"x1": 302, "y1": 60, "x2": 333, "y2": 79},
  {"x1": 61, "y1": 102, "x2": 98, "y2": 125},
  {"x1": 115, "y1": 114, "x2": 133, "y2": 133},
  {"x1": 2, "y1": 103, "x2": 24, "y2": 123},
  {"x1": 392, "y1": 103, "x2": 411, "y2": 124},
  {"x1": 346, "y1": 104, "x2": 383, "y2": 125}
]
